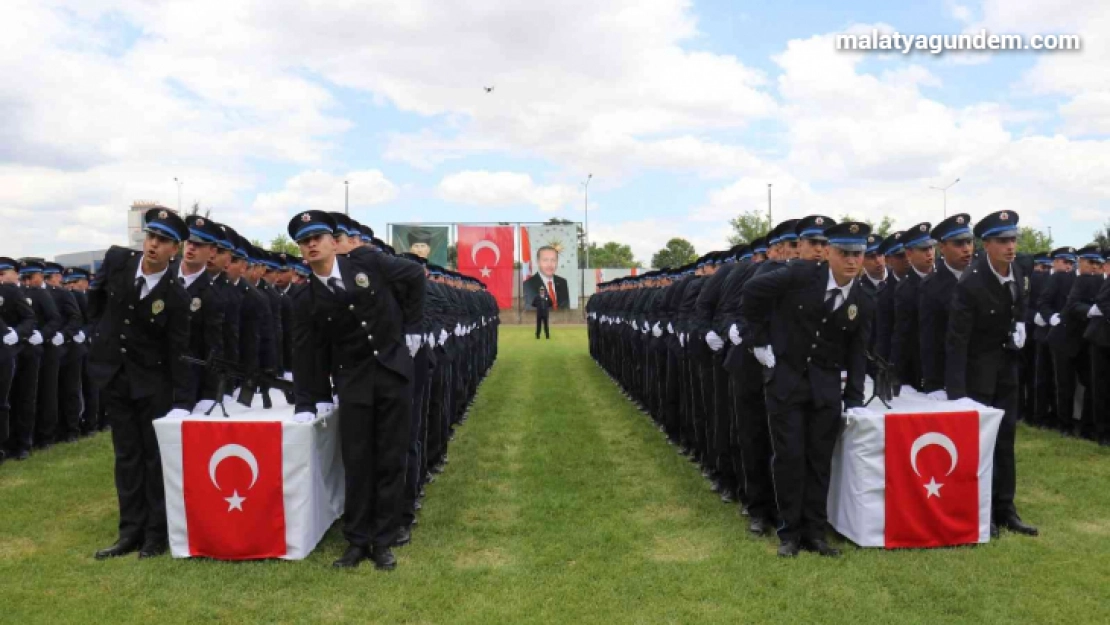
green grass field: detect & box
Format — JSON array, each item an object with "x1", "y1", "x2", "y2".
[{"x1": 2, "y1": 325, "x2": 1109, "y2": 623}]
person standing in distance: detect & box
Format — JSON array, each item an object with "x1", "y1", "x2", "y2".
[
  {"x1": 533, "y1": 285, "x2": 552, "y2": 340},
  {"x1": 945, "y1": 210, "x2": 1037, "y2": 538},
  {"x1": 288, "y1": 210, "x2": 426, "y2": 570},
  {"x1": 90, "y1": 209, "x2": 192, "y2": 559}
]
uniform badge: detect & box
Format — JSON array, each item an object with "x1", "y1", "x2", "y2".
[
  {"x1": 190, "y1": 297, "x2": 202, "y2": 312},
  {"x1": 301, "y1": 213, "x2": 311, "y2": 222},
  {"x1": 919, "y1": 224, "x2": 927, "y2": 232},
  {"x1": 956, "y1": 216, "x2": 965, "y2": 224},
  {"x1": 850, "y1": 224, "x2": 860, "y2": 234},
  {"x1": 26, "y1": 298, "x2": 32, "y2": 306},
  {"x1": 815, "y1": 217, "x2": 824, "y2": 225},
  {"x1": 847, "y1": 304, "x2": 858, "y2": 320},
  {"x1": 1000, "y1": 212, "x2": 1009, "y2": 221},
  {"x1": 0, "y1": 296, "x2": 4, "y2": 306},
  {"x1": 195, "y1": 218, "x2": 205, "y2": 226},
  {"x1": 355, "y1": 272, "x2": 370, "y2": 288},
  {"x1": 152, "y1": 299, "x2": 165, "y2": 315},
  {"x1": 158, "y1": 210, "x2": 168, "y2": 219}
]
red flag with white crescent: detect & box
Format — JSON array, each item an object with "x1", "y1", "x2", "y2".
[
  {"x1": 182, "y1": 421, "x2": 286, "y2": 559},
  {"x1": 457, "y1": 225, "x2": 515, "y2": 308},
  {"x1": 884, "y1": 411, "x2": 980, "y2": 548}
]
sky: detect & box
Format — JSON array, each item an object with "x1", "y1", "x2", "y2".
[{"x1": 2, "y1": 0, "x2": 1108, "y2": 263}]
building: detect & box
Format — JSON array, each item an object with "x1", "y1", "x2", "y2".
[
  {"x1": 54, "y1": 249, "x2": 110, "y2": 273},
  {"x1": 128, "y1": 200, "x2": 175, "y2": 249}
]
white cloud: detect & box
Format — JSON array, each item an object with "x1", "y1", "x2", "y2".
[
  {"x1": 250, "y1": 170, "x2": 398, "y2": 227},
  {"x1": 436, "y1": 171, "x2": 578, "y2": 212},
  {"x1": 590, "y1": 218, "x2": 729, "y2": 265}
]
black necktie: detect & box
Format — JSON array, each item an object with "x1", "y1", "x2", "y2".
[
  {"x1": 134, "y1": 276, "x2": 145, "y2": 299},
  {"x1": 824, "y1": 288, "x2": 839, "y2": 315}
]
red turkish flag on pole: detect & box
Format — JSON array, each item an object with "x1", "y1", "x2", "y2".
[
  {"x1": 182, "y1": 421, "x2": 287, "y2": 559},
  {"x1": 884, "y1": 411, "x2": 980, "y2": 548},
  {"x1": 457, "y1": 225, "x2": 515, "y2": 308}
]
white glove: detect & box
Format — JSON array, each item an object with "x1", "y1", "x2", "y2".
[
  {"x1": 406, "y1": 333, "x2": 422, "y2": 357},
  {"x1": 728, "y1": 324, "x2": 742, "y2": 346},
  {"x1": 51, "y1": 333, "x2": 64, "y2": 346},
  {"x1": 652, "y1": 323, "x2": 662, "y2": 338},
  {"x1": 706, "y1": 331, "x2": 725, "y2": 352},
  {"x1": 315, "y1": 402, "x2": 335, "y2": 415},
  {"x1": 439, "y1": 329, "x2": 449, "y2": 345},
  {"x1": 165, "y1": 408, "x2": 190, "y2": 419},
  {"x1": 293, "y1": 412, "x2": 315, "y2": 423},
  {"x1": 193, "y1": 399, "x2": 216, "y2": 414},
  {"x1": 1012, "y1": 322, "x2": 1026, "y2": 349},
  {"x1": 678, "y1": 333, "x2": 685, "y2": 347},
  {"x1": 3, "y1": 329, "x2": 17, "y2": 346},
  {"x1": 642, "y1": 321, "x2": 650, "y2": 332},
  {"x1": 753, "y1": 345, "x2": 776, "y2": 368},
  {"x1": 667, "y1": 322, "x2": 674, "y2": 334},
  {"x1": 425, "y1": 332, "x2": 434, "y2": 346},
  {"x1": 1049, "y1": 313, "x2": 1061, "y2": 326},
  {"x1": 927, "y1": 390, "x2": 948, "y2": 401},
  {"x1": 29, "y1": 331, "x2": 43, "y2": 346},
  {"x1": 846, "y1": 407, "x2": 879, "y2": 420},
  {"x1": 454, "y1": 324, "x2": 463, "y2": 336},
  {"x1": 73, "y1": 330, "x2": 86, "y2": 344},
  {"x1": 1089, "y1": 304, "x2": 1103, "y2": 318},
  {"x1": 1033, "y1": 313, "x2": 1047, "y2": 327}
]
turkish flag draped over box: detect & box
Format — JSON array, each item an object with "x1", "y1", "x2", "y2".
[
  {"x1": 457, "y1": 225, "x2": 515, "y2": 309},
  {"x1": 885, "y1": 411, "x2": 982, "y2": 548},
  {"x1": 182, "y1": 421, "x2": 287, "y2": 559}
]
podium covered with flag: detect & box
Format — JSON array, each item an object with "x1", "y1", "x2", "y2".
[
  {"x1": 829, "y1": 391, "x2": 1005, "y2": 549},
  {"x1": 154, "y1": 393, "x2": 345, "y2": 560}
]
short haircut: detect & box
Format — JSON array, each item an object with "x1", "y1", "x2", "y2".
[{"x1": 536, "y1": 246, "x2": 559, "y2": 262}]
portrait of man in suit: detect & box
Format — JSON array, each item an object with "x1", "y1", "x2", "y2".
[{"x1": 524, "y1": 245, "x2": 570, "y2": 310}]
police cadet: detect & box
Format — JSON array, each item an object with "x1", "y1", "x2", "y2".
[
  {"x1": 918, "y1": 214, "x2": 974, "y2": 400},
  {"x1": 64, "y1": 266, "x2": 100, "y2": 435},
  {"x1": 0, "y1": 257, "x2": 36, "y2": 464},
  {"x1": 795, "y1": 215, "x2": 835, "y2": 262},
  {"x1": 739, "y1": 221, "x2": 874, "y2": 558},
  {"x1": 44, "y1": 261, "x2": 85, "y2": 443},
  {"x1": 207, "y1": 224, "x2": 242, "y2": 379},
  {"x1": 890, "y1": 222, "x2": 933, "y2": 392},
  {"x1": 288, "y1": 210, "x2": 425, "y2": 570},
  {"x1": 874, "y1": 232, "x2": 907, "y2": 365},
  {"x1": 533, "y1": 285, "x2": 552, "y2": 339},
  {"x1": 90, "y1": 209, "x2": 193, "y2": 559},
  {"x1": 1088, "y1": 254, "x2": 1110, "y2": 446},
  {"x1": 8, "y1": 260, "x2": 59, "y2": 459},
  {"x1": 945, "y1": 210, "x2": 1037, "y2": 538},
  {"x1": 224, "y1": 232, "x2": 268, "y2": 385},
  {"x1": 1057, "y1": 245, "x2": 1104, "y2": 437},
  {"x1": 176, "y1": 215, "x2": 226, "y2": 414},
  {"x1": 1036, "y1": 246, "x2": 1078, "y2": 434},
  {"x1": 1023, "y1": 253, "x2": 1053, "y2": 425},
  {"x1": 270, "y1": 252, "x2": 296, "y2": 374}
]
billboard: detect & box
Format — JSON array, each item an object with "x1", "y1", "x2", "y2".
[
  {"x1": 457, "y1": 225, "x2": 515, "y2": 309},
  {"x1": 521, "y1": 224, "x2": 579, "y2": 310},
  {"x1": 391, "y1": 225, "x2": 449, "y2": 267}
]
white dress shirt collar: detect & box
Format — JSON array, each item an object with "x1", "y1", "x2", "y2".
[
  {"x1": 826, "y1": 269, "x2": 854, "y2": 311},
  {"x1": 313, "y1": 258, "x2": 344, "y2": 291},
  {"x1": 943, "y1": 261, "x2": 964, "y2": 281},
  {"x1": 178, "y1": 265, "x2": 205, "y2": 290},
  {"x1": 988, "y1": 259, "x2": 1015, "y2": 285},
  {"x1": 134, "y1": 261, "x2": 168, "y2": 299}
]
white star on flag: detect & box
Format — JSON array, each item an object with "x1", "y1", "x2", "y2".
[
  {"x1": 480, "y1": 266, "x2": 492, "y2": 278},
  {"x1": 225, "y1": 490, "x2": 247, "y2": 512},
  {"x1": 923, "y1": 477, "x2": 944, "y2": 499}
]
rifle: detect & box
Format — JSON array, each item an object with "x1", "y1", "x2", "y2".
[
  {"x1": 864, "y1": 350, "x2": 895, "y2": 410},
  {"x1": 180, "y1": 353, "x2": 295, "y2": 417}
]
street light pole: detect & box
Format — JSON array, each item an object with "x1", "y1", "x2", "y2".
[
  {"x1": 344, "y1": 180, "x2": 349, "y2": 215},
  {"x1": 767, "y1": 183, "x2": 772, "y2": 225},
  {"x1": 584, "y1": 173, "x2": 592, "y2": 271},
  {"x1": 174, "y1": 177, "x2": 182, "y2": 212},
  {"x1": 929, "y1": 178, "x2": 960, "y2": 219}
]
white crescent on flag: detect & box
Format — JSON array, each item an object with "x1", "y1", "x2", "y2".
[
  {"x1": 910, "y1": 432, "x2": 958, "y2": 477},
  {"x1": 209, "y1": 443, "x2": 260, "y2": 490},
  {"x1": 471, "y1": 240, "x2": 501, "y2": 266}
]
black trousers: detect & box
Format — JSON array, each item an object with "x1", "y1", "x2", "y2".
[
  {"x1": 334, "y1": 357, "x2": 412, "y2": 549},
  {"x1": 732, "y1": 351, "x2": 774, "y2": 519},
  {"x1": 81, "y1": 356, "x2": 101, "y2": 432},
  {"x1": 9, "y1": 347, "x2": 41, "y2": 452},
  {"x1": 1033, "y1": 340, "x2": 1055, "y2": 424},
  {"x1": 968, "y1": 362, "x2": 1020, "y2": 519},
  {"x1": 35, "y1": 344, "x2": 63, "y2": 445},
  {"x1": 766, "y1": 374, "x2": 841, "y2": 543},
  {"x1": 58, "y1": 348, "x2": 84, "y2": 439},
  {"x1": 0, "y1": 350, "x2": 14, "y2": 446},
  {"x1": 104, "y1": 373, "x2": 171, "y2": 544},
  {"x1": 402, "y1": 346, "x2": 431, "y2": 525},
  {"x1": 1091, "y1": 345, "x2": 1110, "y2": 440},
  {"x1": 1051, "y1": 346, "x2": 1079, "y2": 426}
]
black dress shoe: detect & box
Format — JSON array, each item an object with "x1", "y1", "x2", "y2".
[
  {"x1": 0, "y1": 449, "x2": 6, "y2": 465},
  {"x1": 719, "y1": 490, "x2": 735, "y2": 504},
  {"x1": 64, "y1": 435, "x2": 79, "y2": 444},
  {"x1": 749, "y1": 517, "x2": 769, "y2": 536},
  {"x1": 394, "y1": 526, "x2": 412, "y2": 547},
  {"x1": 14, "y1": 449, "x2": 30, "y2": 461},
  {"x1": 777, "y1": 540, "x2": 800, "y2": 558},
  {"x1": 95, "y1": 538, "x2": 142, "y2": 560},
  {"x1": 138, "y1": 540, "x2": 169, "y2": 559},
  {"x1": 1000, "y1": 515, "x2": 1038, "y2": 536},
  {"x1": 369, "y1": 546, "x2": 397, "y2": 571},
  {"x1": 801, "y1": 538, "x2": 841, "y2": 557},
  {"x1": 990, "y1": 523, "x2": 999, "y2": 538},
  {"x1": 332, "y1": 545, "x2": 369, "y2": 568}
]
